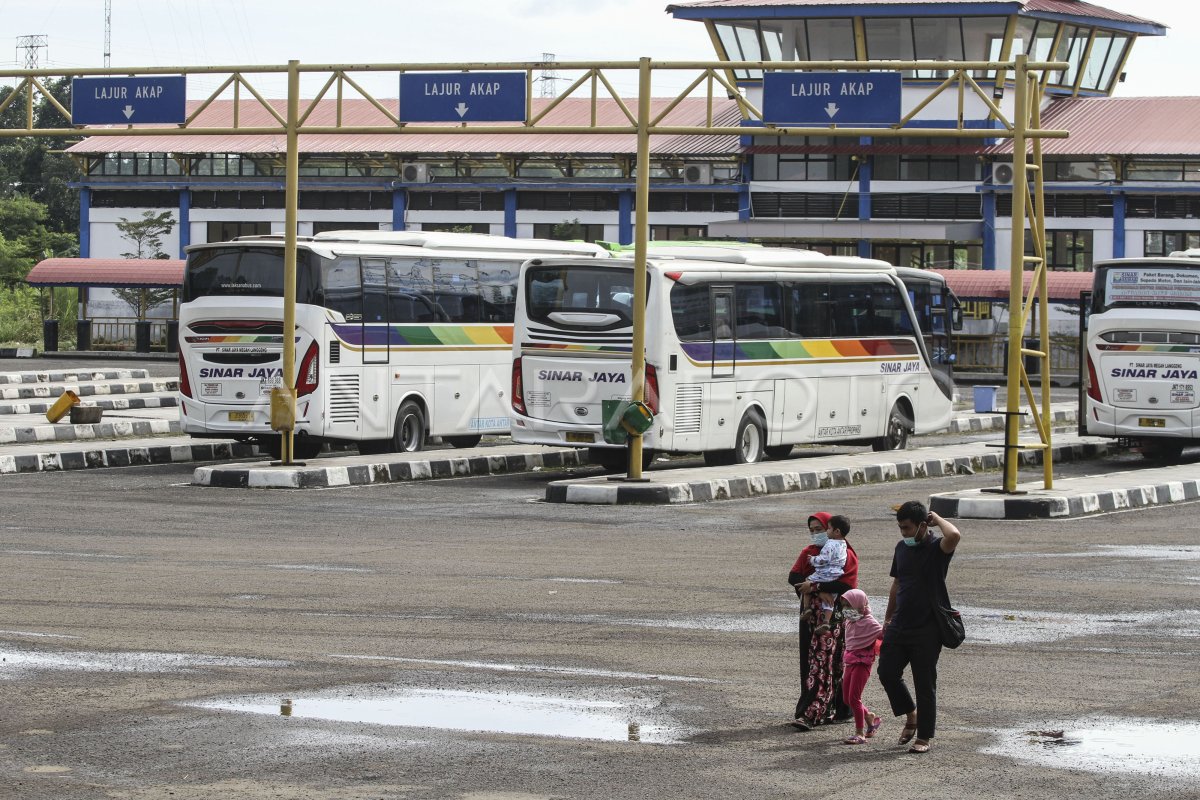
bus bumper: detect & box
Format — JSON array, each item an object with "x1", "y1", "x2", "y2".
[
  {"x1": 179, "y1": 395, "x2": 316, "y2": 436},
  {"x1": 1084, "y1": 400, "x2": 1195, "y2": 439},
  {"x1": 509, "y1": 413, "x2": 657, "y2": 449}
]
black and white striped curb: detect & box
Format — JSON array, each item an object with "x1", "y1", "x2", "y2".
[
  {"x1": 0, "y1": 380, "x2": 178, "y2": 401},
  {"x1": 194, "y1": 448, "x2": 586, "y2": 489},
  {"x1": 0, "y1": 369, "x2": 150, "y2": 385},
  {"x1": 939, "y1": 405, "x2": 1076, "y2": 434},
  {"x1": 0, "y1": 418, "x2": 180, "y2": 445},
  {"x1": 0, "y1": 395, "x2": 179, "y2": 416},
  {"x1": 0, "y1": 441, "x2": 259, "y2": 475},
  {"x1": 543, "y1": 440, "x2": 1117, "y2": 505},
  {"x1": 930, "y1": 473, "x2": 1200, "y2": 519}
]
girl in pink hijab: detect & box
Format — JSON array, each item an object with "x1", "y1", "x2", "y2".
[{"x1": 840, "y1": 588, "x2": 884, "y2": 744}]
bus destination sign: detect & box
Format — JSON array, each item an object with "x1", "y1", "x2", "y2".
[
  {"x1": 761, "y1": 72, "x2": 902, "y2": 127},
  {"x1": 399, "y1": 72, "x2": 527, "y2": 123}
]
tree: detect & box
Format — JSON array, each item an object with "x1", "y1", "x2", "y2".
[
  {"x1": 114, "y1": 211, "x2": 177, "y2": 319},
  {"x1": 551, "y1": 218, "x2": 585, "y2": 241},
  {"x1": 0, "y1": 195, "x2": 77, "y2": 288}
]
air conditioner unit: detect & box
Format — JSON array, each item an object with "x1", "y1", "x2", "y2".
[
  {"x1": 400, "y1": 163, "x2": 431, "y2": 183},
  {"x1": 682, "y1": 163, "x2": 712, "y2": 184},
  {"x1": 993, "y1": 163, "x2": 1015, "y2": 185}
]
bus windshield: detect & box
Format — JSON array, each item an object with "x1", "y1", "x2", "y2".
[
  {"x1": 1094, "y1": 263, "x2": 1200, "y2": 312},
  {"x1": 525, "y1": 264, "x2": 639, "y2": 324},
  {"x1": 182, "y1": 246, "x2": 323, "y2": 304}
]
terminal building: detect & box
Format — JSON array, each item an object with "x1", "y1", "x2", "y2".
[{"x1": 69, "y1": 0, "x2": 1197, "y2": 276}]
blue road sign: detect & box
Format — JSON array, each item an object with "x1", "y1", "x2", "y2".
[
  {"x1": 762, "y1": 72, "x2": 902, "y2": 126},
  {"x1": 71, "y1": 76, "x2": 187, "y2": 125},
  {"x1": 399, "y1": 72, "x2": 526, "y2": 123}
]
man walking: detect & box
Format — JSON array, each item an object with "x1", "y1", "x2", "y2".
[{"x1": 878, "y1": 500, "x2": 961, "y2": 754}]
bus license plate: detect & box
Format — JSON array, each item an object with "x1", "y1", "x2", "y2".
[
  {"x1": 566, "y1": 432, "x2": 594, "y2": 443},
  {"x1": 229, "y1": 411, "x2": 253, "y2": 422},
  {"x1": 1138, "y1": 417, "x2": 1166, "y2": 428}
]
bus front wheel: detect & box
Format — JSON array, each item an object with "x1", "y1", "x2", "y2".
[
  {"x1": 872, "y1": 405, "x2": 911, "y2": 451},
  {"x1": 392, "y1": 400, "x2": 427, "y2": 453}
]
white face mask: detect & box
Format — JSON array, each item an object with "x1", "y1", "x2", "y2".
[{"x1": 842, "y1": 608, "x2": 863, "y2": 622}]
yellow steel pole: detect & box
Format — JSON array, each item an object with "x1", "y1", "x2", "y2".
[
  {"x1": 1003, "y1": 54, "x2": 1030, "y2": 493},
  {"x1": 1031, "y1": 75, "x2": 1052, "y2": 489},
  {"x1": 627, "y1": 56, "x2": 651, "y2": 480},
  {"x1": 280, "y1": 59, "x2": 300, "y2": 464}
]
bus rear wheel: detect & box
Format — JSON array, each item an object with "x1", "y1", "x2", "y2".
[
  {"x1": 1141, "y1": 440, "x2": 1184, "y2": 462},
  {"x1": 443, "y1": 434, "x2": 483, "y2": 449},
  {"x1": 392, "y1": 400, "x2": 427, "y2": 453},
  {"x1": 872, "y1": 405, "x2": 911, "y2": 451},
  {"x1": 734, "y1": 410, "x2": 767, "y2": 463}
]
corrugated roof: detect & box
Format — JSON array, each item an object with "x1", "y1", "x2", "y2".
[
  {"x1": 667, "y1": 0, "x2": 1163, "y2": 28},
  {"x1": 933, "y1": 268, "x2": 1092, "y2": 301},
  {"x1": 27, "y1": 259, "x2": 185, "y2": 288},
  {"x1": 991, "y1": 96, "x2": 1200, "y2": 156},
  {"x1": 66, "y1": 97, "x2": 742, "y2": 157}
]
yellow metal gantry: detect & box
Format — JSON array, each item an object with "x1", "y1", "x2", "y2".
[{"x1": 1, "y1": 57, "x2": 1063, "y2": 485}]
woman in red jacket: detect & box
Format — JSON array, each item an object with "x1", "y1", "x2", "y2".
[{"x1": 788, "y1": 512, "x2": 859, "y2": 729}]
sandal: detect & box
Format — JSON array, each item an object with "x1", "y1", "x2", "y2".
[
  {"x1": 866, "y1": 715, "x2": 883, "y2": 738},
  {"x1": 898, "y1": 723, "x2": 918, "y2": 745},
  {"x1": 908, "y1": 739, "x2": 932, "y2": 754},
  {"x1": 842, "y1": 735, "x2": 868, "y2": 745},
  {"x1": 790, "y1": 718, "x2": 812, "y2": 731}
]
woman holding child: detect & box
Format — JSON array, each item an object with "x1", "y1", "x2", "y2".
[{"x1": 788, "y1": 511, "x2": 859, "y2": 730}]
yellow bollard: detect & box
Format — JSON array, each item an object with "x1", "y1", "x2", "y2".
[{"x1": 45, "y1": 390, "x2": 81, "y2": 423}]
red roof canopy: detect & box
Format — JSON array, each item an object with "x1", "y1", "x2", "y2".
[
  {"x1": 26, "y1": 258, "x2": 185, "y2": 288},
  {"x1": 933, "y1": 269, "x2": 1092, "y2": 301}
]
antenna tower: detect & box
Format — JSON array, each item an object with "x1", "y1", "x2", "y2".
[
  {"x1": 538, "y1": 53, "x2": 559, "y2": 98},
  {"x1": 104, "y1": 0, "x2": 112, "y2": 67},
  {"x1": 16, "y1": 35, "x2": 48, "y2": 69}
]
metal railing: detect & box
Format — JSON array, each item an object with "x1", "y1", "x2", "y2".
[
  {"x1": 85, "y1": 318, "x2": 169, "y2": 351},
  {"x1": 954, "y1": 333, "x2": 1079, "y2": 376}
]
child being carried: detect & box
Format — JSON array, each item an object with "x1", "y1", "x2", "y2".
[{"x1": 799, "y1": 514, "x2": 850, "y2": 634}]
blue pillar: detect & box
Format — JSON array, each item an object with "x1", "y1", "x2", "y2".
[
  {"x1": 79, "y1": 186, "x2": 91, "y2": 258},
  {"x1": 178, "y1": 189, "x2": 191, "y2": 257},
  {"x1": 619, "y1": 190, "x2": 634, "y2": 244},
  {"x1": 982, "y1": 192, "x2": 997, "y2": 270},
  {"x1": 392, "y1": 187, "x2": 407, "y2": 232},
  {"x1": 738, "y1": 184, "x2": 751, "y2": 223},
  {"x1": 504, "y1": 189, "x2": 517, "y2": 238},
  {"x1": 1112, "y1": 193, "x2": 1126, "y2": 259},
  {"x1": 857, "y1": 139, "x2": 872, "y2": 258}
]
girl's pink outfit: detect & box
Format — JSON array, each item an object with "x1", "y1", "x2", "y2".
[{"x1": 840, "y1": 589, "x2": 884, "y2": 732}]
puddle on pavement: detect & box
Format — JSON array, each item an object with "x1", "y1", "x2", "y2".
[
  {"x1": 957, "y1": 606, "x2": 1200, "y2": 645},
  {"x1": 514, "y1": 612, "x2": 795, "y2": 635},
  {"x1": 193, "y1": 687, "x2": 682, "y2": 743},
  {"x1": 984, "y1": 718, "x2": 1200, "y2": 778},
  {"x1": 979, "y1": 545, "x2": 1200, "y2": 562},
  {"x1": 328, "y1": 655, "x2": 716, "y2": 684},
  {"x1": 0, "y1": 647, "x2": 286, "y2": 678}
]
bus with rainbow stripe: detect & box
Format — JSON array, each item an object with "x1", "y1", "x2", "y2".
[
  {"x1": 177, "y1": 231, "x2": 608, "y2": 458},
  {"x1": 509, "y1": 247, "x2": 954, "y2": 470}
]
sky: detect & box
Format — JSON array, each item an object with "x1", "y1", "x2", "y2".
[{"x1": 0, "y1": 0, "x2": 1196, "y2": 99}]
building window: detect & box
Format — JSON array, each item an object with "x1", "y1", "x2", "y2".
[
  {"x1": 1031, "y1": 230, "x2": 1093, "y2": 271},
  {"x1": 311, "y1": 222, "x2": 381, "y2": 235},
  {"x1": 207, "y1": 221, "x2": 271, "y2": 242},
  {"x1": 531, "y1": 222, "x2": 605, "y2": 242},
  {"x1": 650, "y1": 226, "x2": 708, "y2": 241},
  {"x1": 715, "y1": 18, "x2": 854, "y2": 80},
  {"x1": 864, "y1": 17, "x2": 1008, "y2": 79},
  {"x1": 873, "y1": 243, "x2": 981, "y2": 270},
  {"x1": 750, "y1": 136, "x2": 856, "y2": 182},
  {"x1": 1144, "y1": 231, "x2": 1200, "y2": 257},
  {"x1": 1048, "y1": 160, "x2": 1116, "y2": 181},
  {"x1": 997, "y1": 194, "x2": 1113, "y2": 218},
  {"x1": 420, "y1": 223, "x2": 490, "y2": 233},
  {"x1": 91, "y1": 152, "x2": 182, "y2": 176}
]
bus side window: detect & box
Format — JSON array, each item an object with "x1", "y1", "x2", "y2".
[
  {"x1": 669, "y1": 283, "x2": 712, "y2": 341},
  {"x1": 322, "y1": 257, "x2": 363, "y2": 321}
]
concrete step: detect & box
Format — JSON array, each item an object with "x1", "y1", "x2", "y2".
[{"x1": 0, "y1": 368, "x2": 151, "y2": 385}]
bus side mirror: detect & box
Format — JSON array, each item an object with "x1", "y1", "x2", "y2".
[{"x1": 951, "y1": 304, "x2": 963, "y2": 331}]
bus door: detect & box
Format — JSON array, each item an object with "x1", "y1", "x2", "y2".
[
  {"x1": 359, "y1": 258, "x2": 391, "y2": 438},
  {"x1": 710, "y1": 287, "x2": 736, "y2": 378},
  {"x1": 706, "y1": 286, "x2": 739, "y2": 445}
]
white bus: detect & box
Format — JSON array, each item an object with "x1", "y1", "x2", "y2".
[
  {"x1": 894, "y1": 266, "x2": 963, "y2": 397},
  {"x1": 1081, "y1": 256, "x2": 1200, "y2": 460},
  {"x1": 178, "y1": 231, "x2": 608, "y2": 458},
  {"x1": 509, "y1": 248, "x2": 954, "y2": 469}
]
